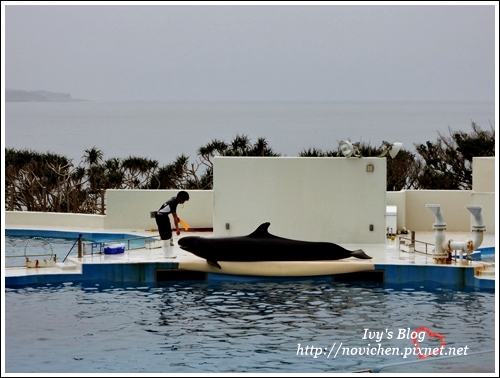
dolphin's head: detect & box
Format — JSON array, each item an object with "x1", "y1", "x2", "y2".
[
  {"x1": 178, "y1": 236, "x2": 202, "y2": 253},
  {"x1": 178, "y1": 235, "x2": 221, "y2": 268}
]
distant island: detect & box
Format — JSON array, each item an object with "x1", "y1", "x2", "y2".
[{"x1": 6, "y1": 89, "x2": 89, "y2": 102}]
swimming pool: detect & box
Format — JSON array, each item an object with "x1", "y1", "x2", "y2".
[
  {"x1": 4, "y1": 279, "x2": 495, "y2": 373},
  {"x1": 4, "y1": 229, "x2": 156, "y2": 267},
  {"x1": 474, "y1": 246, "x2": 496, "y2": 263}
]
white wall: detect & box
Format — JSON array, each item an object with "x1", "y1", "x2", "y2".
[
  {"x1": 212, "y1": 157, "x2": 387, "y2": 244},
  {"x1": 404, "y1": 190, "x2": 474, "y2": 232},
  {"x1": 385, "y1": 191, "x2": 406, "y2": 232},
  {"x1": 473, "y1": 157, "x2": 495, "y2": 192},
  {"x1": 5, "y1": 190, "x2": 214, "y2": 232},
  {"x1": 470, "y1": 192, "x2": 496, "y2": 234},
  {"x1": 104, "y1": 189, "x2": 213, "y2": 230},
  {"x1": 6, "y1": 157, "x2": 495, "y2": 236},
  {"x1": 386, "y1": 157, "x2": 495, "y2": 234},
  {"x1": 5, "y1": 212, "x2": 105, "y2": 230},
  {"x1": 386, "y1": 190, "x2": 496, "y2": 233}
]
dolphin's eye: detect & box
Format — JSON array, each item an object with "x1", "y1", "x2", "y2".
[{"x1": 179, "y1": 236, "x2": 199, "y2": 247}]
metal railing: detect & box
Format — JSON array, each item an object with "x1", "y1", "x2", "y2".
[
  {"x1": 62, "y1": 234, "x2": 83, "y2": 262},
  {"x1": 82, "y1": 235, "x2": 158, "y2": 256},
  {"x1": 396, "y1": 234, "x2": 493, "y2": 264},
  {"x1": 397, "y1": 234, "x2": 434, "y2": 256}
]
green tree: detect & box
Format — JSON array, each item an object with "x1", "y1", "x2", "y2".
[
  {"x1": 299, "y1": 147, "x2": 338, "y2": 157},
  {"x1": 414, "y1": 122, "x2": 495, "y2": 190},
  {"x1": 5, "y1": 122, "x2": 495, "y2": 213},
  {"x1": 121, "y1": 156, "x2": 159, "y2": 188},
  {"x1": 298, "y1": 141, "x2": 419, "y2": 191},
  {"x1": 5, "y1": 149, "x2": 74, "y2": 212},
  {"x1": 146, "y1": 134, "x2": 280, "y2": 190}
]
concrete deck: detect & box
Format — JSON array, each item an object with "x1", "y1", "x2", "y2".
[{"x1": 4, "y1": 228, "x2": 497, "y2": 289}]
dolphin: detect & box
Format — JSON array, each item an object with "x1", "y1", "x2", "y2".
[{"x1": 178, "y1": 222, "x2": 372, "y2": 269}]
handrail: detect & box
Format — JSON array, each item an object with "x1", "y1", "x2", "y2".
[
  {"x1": 62, "y1": 234, "x2": 82, "y2": 263},
  {"x1": 5, "y1": 254, "x2": 56, "y2": 258},
  {"x1": 87, "y1": 235, "x2": 158, "y2": 256},
  {"x1": 397, "y1": 235, "x2": 489, "y2": 263},
  {"x1": 397, "y1": 235, "x2": 434, "y2": 255}
]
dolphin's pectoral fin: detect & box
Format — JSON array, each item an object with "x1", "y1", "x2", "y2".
[
  {"x1": 351, "y1": 249, "x2": 373, "y2": 259},
  {"x1": 207, "y1": 259, "x2": 222, "y2": 269}
]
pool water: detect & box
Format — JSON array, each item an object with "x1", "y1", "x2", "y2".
[
  {"x1": 4, "y1": 279, "x2": 496, "y2": 373},
  {"x1": 477, "y1": 246, "x2": 496, "y2": 264},
  {"x1": 4, "y1": 233, "x2": 155, "y2": 267},
  {"x1": 481, "y1": 255, "x2": 495, "y2": 263}
]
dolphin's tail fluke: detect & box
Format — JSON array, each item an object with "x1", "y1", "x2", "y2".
[{"x1": 350, "y1": 249, "x2": 372, "y2": 259}]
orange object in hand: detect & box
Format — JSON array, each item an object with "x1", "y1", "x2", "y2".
[{"x1": 178, "y1": 218, "x2": 190, "y2": 231}]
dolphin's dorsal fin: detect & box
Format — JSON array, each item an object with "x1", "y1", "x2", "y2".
[{"x1": 248, "y1": 222, "x2": 271, "y2": 238}]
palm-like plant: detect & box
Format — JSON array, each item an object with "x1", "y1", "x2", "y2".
[{"x1": 5, "y1": 122, "x2": 495, "y2": 213}]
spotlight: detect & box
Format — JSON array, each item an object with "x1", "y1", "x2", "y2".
[
  {"x1": 339, "y1": 140, "x2": 361, "y2": 158},
  {"x1": 379, "y1": 141, "x2": 403, "y2": 158}
]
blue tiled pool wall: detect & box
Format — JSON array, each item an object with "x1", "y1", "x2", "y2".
[
  {"x1": 5, "y1": 261, "x2": 180, "y2": 287},
  {"x1": 374, "y1": 264, "x2": 484, "y2": 288},
  {"x1": 5, "y1": 261, "x2": 494, "y2": 290}
]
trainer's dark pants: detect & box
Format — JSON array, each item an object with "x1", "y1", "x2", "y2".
[{"x1": 155, "y1": 213, "x2": 172, "y2": 240}]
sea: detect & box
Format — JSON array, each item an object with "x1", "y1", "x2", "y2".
[{"x1": 4, "y1": 101, "x2": 496, "y2": 167}]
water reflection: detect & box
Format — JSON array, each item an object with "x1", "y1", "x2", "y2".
[{"x1": 4, "y1": 279, "x2": 495, "y2": 373}]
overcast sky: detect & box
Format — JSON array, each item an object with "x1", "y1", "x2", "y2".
[{"x1": 2, "y1": 2, "x2": 498, "y2": 102}]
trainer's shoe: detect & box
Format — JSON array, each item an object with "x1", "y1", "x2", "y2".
[{"x1": 170, "y1": 239, "x2": 174, "y2": 246}]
